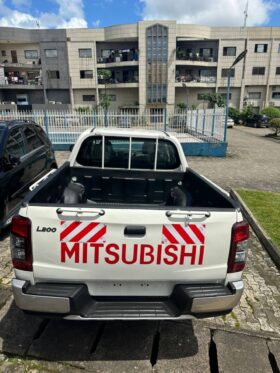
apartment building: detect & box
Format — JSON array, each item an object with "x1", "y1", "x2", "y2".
[{"x1": 1, "y1": 21, "x2": 280, "y2": 113}]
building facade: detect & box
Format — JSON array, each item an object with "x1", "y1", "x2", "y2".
[{"x1": 1, "y1": 21, "x2": 280, "y2": 113}]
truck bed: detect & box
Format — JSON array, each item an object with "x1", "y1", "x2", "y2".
[{"x1": 27, "y1": 162, "x2": 236, "y2": 209}]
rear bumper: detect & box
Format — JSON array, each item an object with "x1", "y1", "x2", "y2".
[{"x1": 12, "y1": 278, "x2": 244, "y2": 320}]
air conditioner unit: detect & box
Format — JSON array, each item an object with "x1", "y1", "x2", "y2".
[{"x1": 49, "y1": 101, "x2": 56, "y2": 104}]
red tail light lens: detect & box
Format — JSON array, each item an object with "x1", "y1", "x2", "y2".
[
  {"x1": 227, "y1": 221, "x2": 249, "y2": 273},
  {"x1": 10, "y1": 215, "x2": 33, "y2": 271}
]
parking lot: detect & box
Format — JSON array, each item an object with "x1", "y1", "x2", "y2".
[{"x1": 0, "y1": 126, "x2": 280, "y2": 372}]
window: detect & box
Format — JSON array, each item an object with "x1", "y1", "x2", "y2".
[
  {"x1": 23, "y1": 126, "x2": 44, "y2": 152},
  {"x1": 157, "y1": 140, "x2": 180, "y2": 170},
  {"x1": 79, "y1": 48, "x2": 92, "y2": 58},
  {"x1": 221, "y1": 68, "x2": 235, "y2": 78},
  {"x1": 276, "y1": 67, "x2": 280, "y2": 75},
  {"x1": 104, "y1": 137, "x2": 129, "y2": 168},
  {"x1": 76, "y1": 136, "x2": 102, "y2": 167},
  {"x1": 272, "y1": 92, "x2": 280, "y2": 99},
  {"x1": 47, "y1": 70, "x2": 60, "y2": 79},
  {"x1": 146, "y1": 24, "x2": 168, "y2": 104},
  {"x1": 24, "y1": 50, "x2": 38, "y2": 59},
  {"x1": 252, "y1": 67, "x2": 265, "y2": 75},
  {"x1": 131, "y1": 138, "x2": 156, "y2": 169},
  {"x1": 45, "y1": 49, "x2": 58, "y2": 58},
  {"x1": 83, "y1": 95, "x2": 95, "y2": 101},
  {"x1": 1, "y1": 50, "x2": 6, "y2": 57},
  {"x1": 80, "y1": 70, "x2": 93, "y2": 79},
  {"x1": 255, "y1": 44, "x2": 268, "y2": 53},
  {"x1": 5, "y1": 128, "x2": 25, "y2": 158},
  {"x1": 223, "y1": 47, "x2": 236, "y2": 56},
  {"x1": 248, "y1": 92, "x2": 261, "y2": 99}
]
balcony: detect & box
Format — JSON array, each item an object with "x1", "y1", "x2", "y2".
[
  {"x1": 97, "y1": 67, "x2": 139, "y2": 88},
  {"x1": 175, "y1": 68, "x2": 217, "y2": 87},
  {"x1": 176, "y1": 40, "x2": 218, "y2": 66},
  {"x1": 0, "y1": 66, "x2": 42, "y2": 89},
  {"x1": 96, "y1": 47, "x2": 139, "y2": 67}
]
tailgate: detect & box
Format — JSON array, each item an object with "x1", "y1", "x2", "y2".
[{"x1": 29, "y1": 206, "x2": 237, "y2": 296}]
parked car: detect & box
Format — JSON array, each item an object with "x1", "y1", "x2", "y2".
[
  {"x1": 11, "y1": 128, "x2": 249, "y2": 320},
  {"x1": 227, "y1": 118, "x2": 235, "y2": 128},
  {"x1": 0, "y1": 120, "x2": 57, "y2": 231},
  {"x1": 246, "y1": 114, "x2": 269, "y2": 128}
]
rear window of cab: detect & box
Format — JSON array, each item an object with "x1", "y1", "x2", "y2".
[{"x1": 76, "y1": 136, "x2": 181, "y2": 170}]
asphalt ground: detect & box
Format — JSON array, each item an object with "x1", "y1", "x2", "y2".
[{"x1": 0, "y1": 126, "x2": 279, "y2": 372}]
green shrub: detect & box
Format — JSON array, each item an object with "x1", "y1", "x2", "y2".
[
  {"x1": 261, "y1": 106, "x2": 280, "y2": 119},
  {"x1": 240, "y1": 105, "x2": 254, "y2": 124},
  {"x1": 177, "y1": 102, "x2": 187, "y2": 110},
  {"x1": 270, "y1": 118, "x2": 280, "y2": 136},
  {"x1": 228, "y1": 107, "x2": 241, "y2": 123}
]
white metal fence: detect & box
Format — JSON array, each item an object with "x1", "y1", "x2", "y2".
[{"x1": 0, "y1": 108, "x2": 226, "y2": 145}]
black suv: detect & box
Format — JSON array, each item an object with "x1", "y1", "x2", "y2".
[
  {"x1": 0, "y1": 120, "x2": 57, "y2": 231},
  {"x1": 246, "y1": 115, "x2": 270, "y2": 128}
]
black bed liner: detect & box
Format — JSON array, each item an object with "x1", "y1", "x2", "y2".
[{"x1": 25, "y1": 162, "x2": 238, "y2": 210}]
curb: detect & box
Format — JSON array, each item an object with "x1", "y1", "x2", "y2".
[{"x1": 230, "y1": 189, "x2": 280, "y2": 270}]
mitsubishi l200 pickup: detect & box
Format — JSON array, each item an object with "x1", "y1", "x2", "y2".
[{"x1": 10, "y1": 128, "x2": 249, "y2": 319}]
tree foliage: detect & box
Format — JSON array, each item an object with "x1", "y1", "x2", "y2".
[
  {"x1": 176, "y1": 102, "x2": 187, "y2": 110},
  {"x1": 240, "y1": 105, "x2": 255, "y2": 123},
  {"x1": 228, "y1": 107, "x2": 241, "y2": 123},
  {"x1": 200, "y1": 93, "x2": 226, "y2": 108},
  {"x1": 269, "y1": 118, "x2": 280, "y2": 136},
  {"x1": 261, "y1": 106, "x2": 280, "y2": 119}
]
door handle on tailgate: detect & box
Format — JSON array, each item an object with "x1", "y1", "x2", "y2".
[
  {"x1": 166, "y1": 211, "x2": 211, "y2": 218},
  {"x1": 56, "y1": 208, "x2": 105, "y2": 216},
  {"x1": 124, "y1": 226, "x2": 146, "y2": 237}
]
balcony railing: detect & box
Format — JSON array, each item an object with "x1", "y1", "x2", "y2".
[
  {"x1": 97, "y1": 49, "x2": 139, "y2": 64},
  {"x1": 98, "y1": 77, "x2": 139, "y2": 84},
  {"x1": 176, "y1": 75, "x2": 217, "y2": 83},
  {"x1": 176, "y1": 54, "x2": 217, "y2": 63},
  {"x1": 0, "y1": 78, "x2": 42, "y2": 86}
]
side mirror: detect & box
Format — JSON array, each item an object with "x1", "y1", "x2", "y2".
[
  {"x1": 9, "y1": 154, "x2": 21, "y2": 166},
  {"x1": 3, "y1": 154, "x2": 20, "y2": 170}
]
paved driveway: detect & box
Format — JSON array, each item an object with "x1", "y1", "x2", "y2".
[
  {"x1": 188, "y1": 126, "x2": 280, "y2": 192},
  {"x1": 0, "y1": 126, "x2": 279, "y2": 372}
]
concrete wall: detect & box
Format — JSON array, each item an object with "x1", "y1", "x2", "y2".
[
  {"x1": 0, "y1": 43, "x2": 40, "y2": 64},
  {"x1": 175, "y1": 87, "x2": 216, "y2": 109}
]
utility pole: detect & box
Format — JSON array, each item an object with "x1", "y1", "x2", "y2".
[
  {"x1": 224, "y1": 50, "x2": 247, "y2": 141},
  {"x1": 243, "y1": 1, "x2": 249, "y2": 28}
]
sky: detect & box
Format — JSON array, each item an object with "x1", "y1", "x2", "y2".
[{"x1": 0, "y1": 0, "x2": 280, "y2": 29}]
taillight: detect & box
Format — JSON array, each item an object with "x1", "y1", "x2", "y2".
[
  {"x1": 10, "y1": 215, "x2": 33, "y2": 271},
  {"x1": 227, "y1": 221, "x2": 249, "y2": 273}
]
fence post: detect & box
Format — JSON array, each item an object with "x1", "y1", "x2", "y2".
[
  {"x1": 44, "y1": 111, "x2": 49, "y2": 136},
  {"x1": 164, "y1": 108, "x2": 167, "y2": 131},
  {"x1": 195, "y1": 109, "x2": 199, "y2": 132},
  {"x1": 104, "y1": 108, "x2": 108, "y2": 127},
  {"x1": 202, "y1": 109, "x2": 206, "y2": 136},
  {"x1": 211, "y1": 106, "x2": 216, "y2": 136}
]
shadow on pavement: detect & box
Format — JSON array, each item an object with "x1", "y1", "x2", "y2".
[{"x1": 0, "y1": 300, "x2": 199, "y2": 362}]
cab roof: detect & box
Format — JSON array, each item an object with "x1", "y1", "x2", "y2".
[{"x1": 90, "y1": 127, "x2": 171, "y2": 139}]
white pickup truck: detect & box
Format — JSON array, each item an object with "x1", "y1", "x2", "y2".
[{"x1": 10, "y1": 128, "x2": 249, "y2": 320}]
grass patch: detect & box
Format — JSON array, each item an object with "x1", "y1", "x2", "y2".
[{"x1": 237, "y1": 189, "x2": 280, "y2": 249}]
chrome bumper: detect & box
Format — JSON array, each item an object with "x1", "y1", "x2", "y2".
[
  {"x1": 12, "y1": 279, "x2": 244, "y2": 318},
  {"x1": 191, "y1": 280, "x2": 244, "y2": 313},
  {"x1": 12, "y1": 278, "x2": 70, "y2": 314}
]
